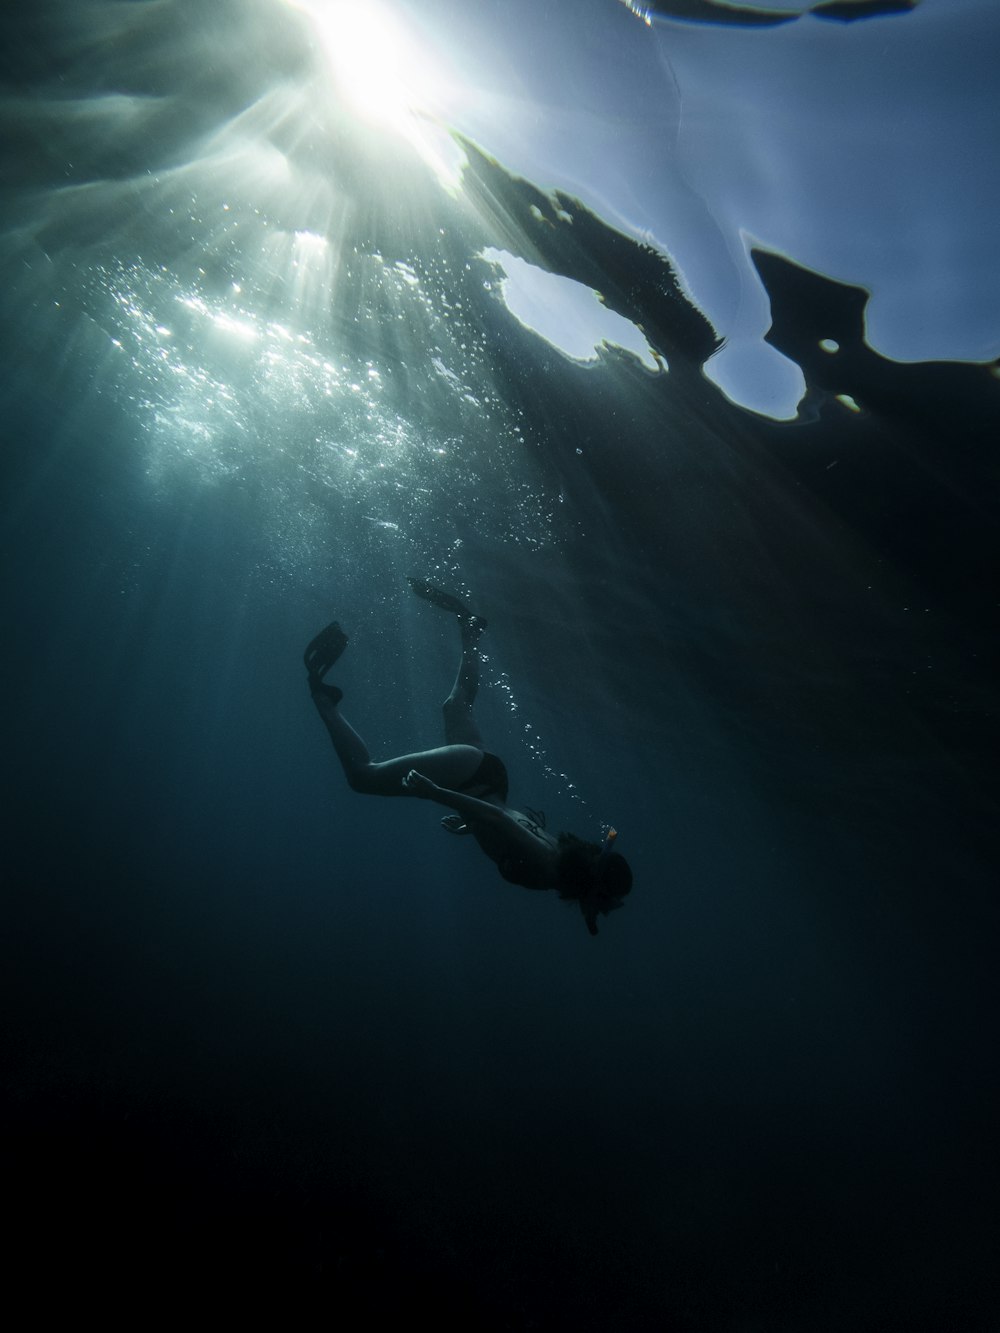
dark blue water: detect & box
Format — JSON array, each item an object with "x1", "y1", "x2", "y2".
[{"x1": 3, "y1": 2, "x2": 998, "y2": 1328}]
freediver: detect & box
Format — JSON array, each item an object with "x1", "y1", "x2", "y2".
[{"x1": 304, "y1": 579, "x2": 632, "y2": 936}]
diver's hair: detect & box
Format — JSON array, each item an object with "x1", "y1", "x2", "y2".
[
  {"x1": 554, "y1": 832, "x2": 633, "y2": 903},
  {"x1": 554, "y1": 832, "x2": 601, "y2": 902}
]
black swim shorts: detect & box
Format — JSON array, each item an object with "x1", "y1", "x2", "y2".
[{"x1": 457, "y1": 751, "x2": 509, "y2": 802}]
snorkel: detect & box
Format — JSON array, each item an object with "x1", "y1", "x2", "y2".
[
  {"x1": 599, "y1": 827, "x2": 618, "y2": 863},
  {"x1": 594, "y1": 825, "x2": 629, "y2": 914}
]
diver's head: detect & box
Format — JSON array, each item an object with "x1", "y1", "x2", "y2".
[{"x1": 555, "y1": 830, "x2": 632, "y2": 936}]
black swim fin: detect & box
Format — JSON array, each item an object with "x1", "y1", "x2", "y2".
[
  {"x1": 407, "y1": 577, "x2": 471, "y2": 617},
  {"x1": 408, "y1": 578, "x2": 487, "y2": 636},
  {"x1": 304, "y1": 620, "x2": 348, "y2": 680}
]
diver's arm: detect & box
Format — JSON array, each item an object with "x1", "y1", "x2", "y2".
[
  {"x1": 406, "y1": 769, "x2": 557, "y2": 861},
  {"x1": 403, "y1": 771, "x2": 556, "y2": 876},
  {"x1": 402, "y1": 770, "x2": 506, "y2": 824}
]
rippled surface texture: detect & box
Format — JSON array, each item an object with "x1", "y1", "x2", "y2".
[{"x1": 3, "y1": 2, "x2": 998, "y2": 1329}]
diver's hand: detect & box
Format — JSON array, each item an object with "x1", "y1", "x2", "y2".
[{"x1": 403, "y1": 770, "x2": 438, "y2": 798}]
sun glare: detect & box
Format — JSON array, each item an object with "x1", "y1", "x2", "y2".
[
  {"x1": 284, "y1": 0, "x2": 464, "y2": 185},
  {"x1": 293, "y1": 0, "x2": 413, "y2": 125}
]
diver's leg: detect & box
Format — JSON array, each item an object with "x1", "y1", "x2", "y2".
[
  {"x1": 408, "y1": 579, "x2": 490, "y2": 746},
  {"x1": 363, "y1": 744, "x2": 485, "y2": 794},
  {"x1": 304, "y1": 620, "x2": 484, "y2": 795},
  {"x1": 443, "y1": 612, "x2": 488, "y2": 747},
  {"x1": 310, "y1": 684, "x2": 377, "y2": 788},
  {"x1": 312, "y1": 683, "x2": 484, "y2": 795}
]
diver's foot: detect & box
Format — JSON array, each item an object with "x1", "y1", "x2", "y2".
[
  {"x1": 309, "y1": 679, "x2": 343, "y2": 708},
  {"x1": 408, "y1": 577, "x2": 487, "y2": 633},
  {"x1": 304, "y1": 621, "x2": 349, "y2": 681},
  {"x1": 460, "y1": 613, "x2": 488, "y2": 643}
]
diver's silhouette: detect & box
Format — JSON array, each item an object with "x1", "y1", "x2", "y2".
[{"x1": 305, "y1": 580, "x2": 632, "y2": 935}]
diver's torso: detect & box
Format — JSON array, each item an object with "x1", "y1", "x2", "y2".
[{"x1": 472, "y1": 808, "x2": 557, "y2": 890}]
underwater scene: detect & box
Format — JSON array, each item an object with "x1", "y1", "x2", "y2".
[{"x1": 3, "y1": 0, "x2": 998, "y2": 1327}]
